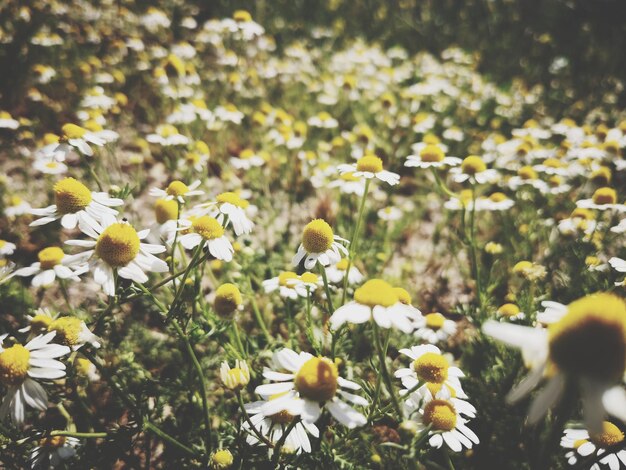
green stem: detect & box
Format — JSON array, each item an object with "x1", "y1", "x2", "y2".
[
  {"x1": 248, "y1": 277, "x2": 272, "y2": 342},
  {"x1": 319, "y1": 265, "x2": 334, "y2": 314},
  {"x1": 167, "y1": 241, "x2": 205, "y2": 320},
  {"x1": 468, "y1": 184, "x2": 483, "y2": 313},
  {"x1": 144, "y1": 421, "x2": 200, "y2": 458},
  {"x1": 49, "y1": 430, "x2": 107, "y2": 438},
  {"x1": 340, "y1": 178, "x2": 371, "y2": 305},
  {"x1": 231, "y1": 320, "x2": 246, "y2": 358},
  {"x1": 271, "y1": 419, "x2": 299, "y2": 467},
  {"x1": 236, "y1": 391, "x2": 274, "y2": 447},
  {"x1": 372, "y1": 322, "x2": 402, "y2": 417},
  {"x1": 171, "y1": 321, "x2": 212, "y2": 452}
]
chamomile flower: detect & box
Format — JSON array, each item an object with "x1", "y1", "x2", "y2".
[
  {"x1": 0, "y1": 240, "x2": 17, "y2": 256},
  {"x1": 292, "y1": 219, "x2": 348, "y2": 270},
  {"x1": 4, "y1": 195, "x2": 32, "y2": 218},
  {"x1": 220, "y1": 359, "x2": 250, "y2": 390},
  {"x1": 146, "y1": 124, "x2": 189, "y2": 146},
  {"x1": 29, "y1": 435, "x2": 79, "y2": 469},
  {"x1": 255, "y1": 348, "x2": 367, "y2": 429},
  {"x1": 330, "y1": 279, "x2": 422, "y2": 333},
  {"x1": 405, "y1": 144, "x2": 462, "y2": 169},
  {"x1": 377, "y1": 206, "x2": 403, "y2": 222},
  {"x1": 483, "y1": 293, "x2": 626, "y2": 431},
  {"x1": 263, "y1": 271, "x2": 300, "y2": 300},
  {"x1": 413, "y1": 313, "x2": 458, "y2": 344},
  {"x1": 30, "y1": 177, "x2": 123, "y2": 230},
  {"x1": 325, "y1": 258, "x2": 364, "y2": 285},
  {"x1": 0, "y1": 332, "x2": 71, "y2": 424},
  {"x1": 609, "y1": 257, "x2": 626, "y2": 285},
  {"x1": 577, "y1": 187, "x2": 625, "y2": 212},
  {"x1": 561, "y1": 422, "x2": 626, "y2": 469},
  {"x1": 47, "y1": 316, "x2": 100, "y2": 350},
  {"x1": 337, "y1": 155, "x2": 399, "y2": 186},
  {"x1": 149, "y1": 180, "x2": 204, "y2": 204},
  {"x1": 52, "y1": 123, "x2": 106, "y2": 157},
  {"x1": 411, "y1": 395, "x2": 479, "y2": 452},
  {"x1": 327, "y1": 172, "x2": 367, "y2": 196},
  {"x1": 175, "y1": 216, "x2": 234, "y2": 262},
  {"x1": 450, "y1": 155, "x2": 499, "y2": 184},
  {"x1": 496, "y1": 303, "x2": 526, "y2": 321},
  {"x1": 65, "y1": 218, "x2": 168, "y2": 296},
  {"x1": 243, "y1": 395, "x2": 319, "y2": 454},
  {"x1": 229, "y1": 148, "x2": 265, "y2": 170},
  {"x1": 198, "y1": 192, "x2": 254, "y2": 237},
  {"x1": 12, "y1": 247, "x2": 88, "y2": 287},
  {"x1": 395, "y1": 345, "x2": 467, "y2": 399},
  {"x1": 33, "y1": 159, "x2": 68, "y2": 175},
  {"x1": 294, "y1": 272, "x2": 323, "y2": 297}
]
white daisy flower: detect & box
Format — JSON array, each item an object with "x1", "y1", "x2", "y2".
[
  {"x1": 0, "y1": 332, "x2": 71, "y2": 425},
  {"x1": 496, "y1": 303, "x2": 526, "y2": 321},
  {"x1": 0, "y1": 240, "x2": 16, "y2": 256},
  {"x1": 482, "y1": 293, "x2": 626, "y2": 432},
  {"x1": 307, "y1": 111, "x2": 338, "y2": 129},
  {"x1": 330, "y1": 279, "x2": 422, "y2": 334},
  {"x1": 193, "y1": 192, "x2": 254, "y2": 237},
  {"x1": 377, "y1": 206, "x2": 403, "y2": 222},
  {"x1": 536, "y1": 300, "x2": 568, "y2": 325},
  {"x1": 46, "y1": 316, "x2": 101, "y2": 351},
  {"x1": 262, "y1": 271, "x2": 300, "y2": 300},
  {"x1": 0, "y1": 111, "x2": 19, "y2": 129},
  {"x1": 561, "y1": 422, "x2": 626, "y2": 469},
  {"x1": 449, "y1": 156, "x2": 499, "y2": 184},
  {"x1": 146, "y1": 124, "x2": 189, "y2": 146},
  {"x1": 405, "y1": 144, "x2": 462, "y2": 169},
  {"x1": 409, "y1": 392, "x2": 479, "y2": 452},
  {"x1": 33, "y1": 159, "x2": 68, "y2": 175},
  {"x1": 328, "y1": 172, "x2": 367, "y2": 196},
  {"x1": 325, "y1": 258, "x2": 364, "y2": 285},
  {"x1": 220, "y1": 360, "x2": 250, "y2": 390},
  {"x1": 229, "y1": 148, "x2": 265, "y2": 170},
  {"x1": 149, "y1": 180, "x2": 204, "y2": 204},
  {"x1": 478, "y1": 193, "x2": 515, "y2": 211},
  {"x1": 30, "y1": 177, "x2": 123, "y2": 230},
  {"x1": 414, "y1": 312, "x2": 457, "y2": 344},
  {"x1": 294, "y1": 272, "x2": 323, "y2": 297},
  {"x1": 243, "y1": 396, "x2": 319, "y2": 454},
  {"x1": 65, "y1": 218, "x2": 168, "y2": 296},
  {"x1": 609, "y1": 257, "x2": 626, "y2": 285},
  {"x1": 18, "y1": 308, "x2": 58, "y2": 335},
  {"x1": 173, "y1": 216, "x2": 234, "y2": 262},
  {"x1": 29, "y1": 435, "x2": 79, "y2": 469},
  {"x1": 577, "y1": 188, "x2": 625, "y2": 212},
  {"x1": 337, "y1": 155, "x2": 399, "y2": 186},
  {"x1": 4, "y1": 196, "x2": 32, "y2": 218},
  {"x1": 254, "y1": 348, "x2": 367, "y2": 429},
  {"x1": 395, "y1": 345, "x2": 467, "y2": 399},
  {"x1": 12, "y1": 247, "x2": 89, "y2": 287},
  {"x1": 50, "y1": 123, "x2": 106, "y2": 158},
  {"x1": 292, "y1": 219, "x2": 348, "y2": 270}
]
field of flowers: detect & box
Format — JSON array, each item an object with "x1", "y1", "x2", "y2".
[{"x1": 0, "y1": 1, "x2": 625, "y2": 469}]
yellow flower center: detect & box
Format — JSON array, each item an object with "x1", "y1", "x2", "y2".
[
  {"x1": 214, "y1": 283, "x2": 242, "y2": 317},
  {"x1": 294, "y1": 357, "x2": 338, "y2": 402},
  {"x1": 571, "y1": 208, "x2": 595, "y2": 220},
  {"x1": 233, "y1": 10, "x2": 252, "y2": 22},
  {"x1": 210, "y1": 449, "x2": 234, "y2": 469},
  {"x1": 192, "y1": 216, "x2": 224, "y2": 240},
  {"x1": 301, "y1": 219, "x2": 334, "y2": 254},
  {"x1": 590, "y1": 422, "x2": 624, "y2": 448},
  {"x1": 548, "y1": 293, "x2": 626, "y2": 382},
  {"x1": 278, "y1": 271, "x2": 298, "y2": 287},
  {"x1": 518, "y1": 166, "x2": 537, "y2": 180},
  {"x1": 590, "y1": 167, "x2": 612, "y2": 185},
  {"x1": 461, "y1": 156, "x2": 487, "y2": 175},
  {"x1": 268, "y1": 392, "x2": 295, "y2": 424},
  {"x1": 340, "y1": 172, "x2": 360, "y2": 182},
  {"x1": 425, "y1": 313, "x2": 446, "y2": 330},
  {"x1": 489, "y1": 192, "x2": 508, "y2": 203},
  {"x1": 336, "y1": 258, "x2": 349, "y2": 271},
  {"x1": 216, "y1": 192, "x2": 248, "y2": 208},
  {"x1": 48, "y1": 316, "x2": 83, "y2": 346},
  {"x1": 166, "y1": 181, "x2": 189, "y2": 197},
  {"x1": 154, "y1": 199, "x2": 178, "y2": 224},
  {"x1": 420, "y1": 145, "x2": 444, "y2": 163},
  {"x1": 239, "y1": 149, "x2": 255, "y2": 159},
  {"x1": 30, "y1": 313, "x2": 53, "y2": 330},
  {"x1": 393, "y1": 287, "x2": 411, "y2": 305},
  {"x1": 423, "y1": 399, "x2": 457, "y2": 431},
  {"x1": 95, "y1": 223, "x2": 140, "y2": 267},
  {"x1": 356, "y1": 155, "x2": 383, "y2": 173},
  {"x1": 512, "y1": 260, "x2": 533, "y2": 274},
  {"x1": 39, "y1": 436, "x2": 66, "y2": 448},
  {"x1": 573, "y1": 438, "x2": 588, "y2": 449},
  {"x1": 592, "y1": 187, "x2": 617, "y2": 205},
  {"x1": 54, "y1": 177, "x2": 92, "y2": 214},
  {"x1": 62, "y1": 123, "x2": 87, "y2": 139},
  {"x1": 38, "y1": 247, "x2": 64, "y2": 269},
  {"x1": 413, "y1": 352, "x2": 449, "y2": 383},
  {"x1": 498, "y1": 303, "x2": 520, "y2": 317},
  {"x1": 300, "y1": 272, "x2": 319, "y2": 284},
  {"x1": 427, "y1": 382, "x2": 457, "y2": 398},
  {"x1": 354, "y1": 279, "x2": 398, "y2": 308},
  {"x1": 0, "y1": 344, "x2": 30, "y2": 386}
]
